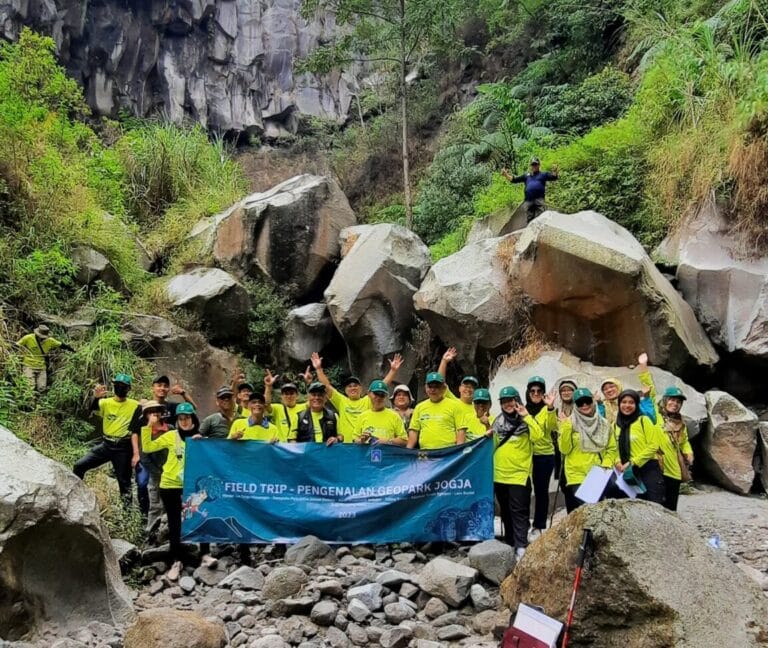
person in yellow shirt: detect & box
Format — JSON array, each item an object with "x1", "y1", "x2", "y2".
[
  {"x1": 74, "y1": 374, "x2": 142, "y2": 507},
  {"x1": 140, "y1": 401, "x2": 193, "y2": 581},
  {"x1": 310, "y1": 351, "x2": 402, "y2": 440},
  {"x1": 352, "y1": 380, "x2": 407, "y2": 445},
  {"x1": 229, "y1": 393, "x2": 282, "y2": 442},
  {"x1": 437, "y1": 346, "x2": 478, "y2": 423},
  {"x1": 407, "y1": 373, "x2": 467, "y2": 450},
  {"x1": 264, "y1": 372, "x2": 307, "y2": 441},
  {"x1": 295, "y1": 382, "x2": 342, "y2": 445},
  {"x1": 16, "y1": 324, "x2": 74, "y2": 391},
  {"x1": 465, "y1": 388, "x2": 494, "y2": 440},
  {"x1": 557, "y1": 388, "x2": 617, "y2": 512},
  {"x1": 491, "y1": 386, "x2": 544, "y2": 558}
]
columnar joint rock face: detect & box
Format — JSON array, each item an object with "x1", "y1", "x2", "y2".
[
  {"x1": 0, "y1": 425, "x2": 133, "y2": 640},
  {"x1": 0, "y1": 0, "x2": 361, "y2": 134}
]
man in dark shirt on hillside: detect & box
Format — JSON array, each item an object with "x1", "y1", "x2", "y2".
[{"x1": 502, "y1": 157, "x2": 558, "y2": 223}]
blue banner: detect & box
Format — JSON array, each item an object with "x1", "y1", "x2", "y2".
[{"x1": 181, "y1": 438, "x2": 494, "y2": 544}]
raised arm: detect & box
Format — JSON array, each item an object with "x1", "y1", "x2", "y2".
[
  {"x1": 263, "y1": 369, "x2": 279, "y2": 407},
  {"x1": 310, "y1": 352, "x2": 336, "y2": 397},
  {"x1": 383, "y1": 354, "x2": 403, "y2": 386},
  {"x1": 438, "y1": 347, "x2": 456, "y2": 379},
  {"x1": 171, "y1": 380, "x2": 198, "y2": 410}
]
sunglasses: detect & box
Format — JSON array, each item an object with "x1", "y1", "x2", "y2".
[
  {"x1": 575, "y1": 398, "x2": 593, "y2": 407},
  {"x1": 529, "y1": 387, "x2": 544, "y2": 394}
]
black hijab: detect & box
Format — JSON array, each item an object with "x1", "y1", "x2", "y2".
[
  {"x1": 616, "y1": 389, "x2": 641, "y2": 465},
  {"x1": 525, "y1": 384, "x2": 546, "y2": 417}
]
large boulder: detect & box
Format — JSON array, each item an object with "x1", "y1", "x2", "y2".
[
  {"x1": 71, "y1": 246, "x2": 125, "y2": 293},
  {"x1": 281, "y1": 303, "x2": 336, "y2": 364},
  {"x1": 489, "y1": 347, "x2": 708, "y2": 437},
  {"x1": 123, "y1": 608, "x2": 226, "y2": 648},
  {"x1": 414, "y1": 235, "x2": 521, "y2": 367},
  {"x1": 655, "y1": 202, "x2": 768, "y2": 359},
  {"x1": 0, "y1": 425, "x2": 133, "y2": 640},
  {"x1": 757, "y1": 422, "x2": 768, "y2": 493},
  {"x1": 501, "y1": 500, "x2": 768, "y2": 647},
  {"x1": 512, "y1": 211, "x2": 718, "y2": 373},
  {"x1": 325, "y1": 224, "x2": 431, "y2": 384},
  {"x1": 466, "y1": 203, "x2": 527, "y2": 245},
  {"x1": 695, "y1": 391, "x2": 758, "y2": 494},
  {"x1": 468, "y1": 539, "x2": 516, "y2": 585},
  {"x1": 417, "y1": 557, "x2": 477, "y2": 607},
  {"x1": 189, "y1": 175, "x2": 355, "y2": 300},
  {"x1": 164, "y1": 267, "x2": 250, "y2": 342},
  {"x1": 122, "y1": 314, "x2": 239, "y2": 415}
]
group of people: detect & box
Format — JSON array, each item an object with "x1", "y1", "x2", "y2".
[{"x1": 65, "y1": 340, "x2": 692, "y2": 579}]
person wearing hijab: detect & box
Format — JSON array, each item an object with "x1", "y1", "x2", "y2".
[
  {"x1": 613, "y1": 389, "x2": 665, "y2": 505},
  {"x1": 558, "y1": 388, "x2": 617, "y2": 512},
  {"x1": 636, "y1": 353, "x2": 694, "y2": 511},
  {"x1": 599, "y1": 377, "x2": 623, "y2": 426},
  {"x1": 525, "y1": 376, "x2": 557, "y2": 541},
  {"x1": 553, "y1": 379, "x2": 577, "y2": 488},
  {"x1": 491, "y1": 386, "x2": 545, "y2": 559}
]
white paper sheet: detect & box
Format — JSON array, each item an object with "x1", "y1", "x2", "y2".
[
  {"x1": 513, "y1": 603, "x2": 563, "y2": 647},
  {"x1": 613, "y1": 468, "x2": 643, "y2": 498},
  {"x1": 574, "y1": 466, "x2": 612, "y2": 504}
]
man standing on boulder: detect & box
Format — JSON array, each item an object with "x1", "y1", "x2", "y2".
[
  {"x1": 16, "y1": 324, "x2": 74, "y2": 392},
  {"x1": 310, "y1": 351, "x2": 403, "y2": 441},
  {"x1": 501, "y1": 157, "x2": 558, "y2": 222},
  {"x1": 74, "y1": 374, "x2": 142, "y2": 506}
]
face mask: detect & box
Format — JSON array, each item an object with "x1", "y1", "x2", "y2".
[{"x1": 114, "y1": 384, "x2": 130, "y2": 398}]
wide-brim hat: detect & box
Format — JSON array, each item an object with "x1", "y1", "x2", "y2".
[{"x1": 34, "y1": 325, "x2": 51, "y2": 338}]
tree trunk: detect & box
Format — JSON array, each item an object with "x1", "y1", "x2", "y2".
[{"x1": 400, "y1": 0, "x2": 413, "y2": 229}]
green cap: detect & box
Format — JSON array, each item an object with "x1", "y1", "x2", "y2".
[
  {"x1": 368, "y1": 379, "x2": 389, "y2": 395},
  {"x1": 573, "y1": 388, "x2": 593, "y2": 402},
  {"x1": 663, "y1": 386, "x2": 687, "y2": 400},
  {"x1": 425, "y1": 372, "x2": 445, "y2": 385},
  {"x1": 461, "y1": 376, "x2": 479, "y2": 386},
  {"x1": 527, "y1": 376, "x2": 546, "y2": 389},
  {"x1": 308, "y1": 381, "x2": 326, "y2": 393},
  {"x1": 113, "y1": 373, "x2": 132, "y2": 385},
  {"x1": 473, "y1": 388, "x2": 491, "y2": 403},
  {"x1": 499, "y1": 386, "x2": 520, "y2": 400},
  {"x1": 176, "y1": 402, "x2": 196, "y2": 416}
]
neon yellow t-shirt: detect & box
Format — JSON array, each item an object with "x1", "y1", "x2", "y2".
[
  {"x1": 466, "y1": 413, "x2": 495, "y2": 440},
  {"x1": 141, "y1": 426, "x2": 185, "y2": 489},
  {"x1": 97, "y1": 397, "x2": 140, "y2": 439},
  {"x1": 311, "y1": 410, "x2": 325, "y2": 443},
  {"x1": 17, "y1": 334, "x2": 62, "y2": 370},
  {"x1": 409, "y1": 398, "x2": 466, "y2": 450},
  {"x1": 330, "y1": 391, "x2": 371, "y2": 441},
  {"x1": 269, "y1": 402, "x2": 308, "y2": 441},
  {"x1": 228, "y1": 418, "x2": 283, "y2": 442},
  {"x1": 352, "y1": 408, "x2": 407, "y2": 443},
  {"x1": 445, "y1": 388, "x2": 475, "y2": 422}
]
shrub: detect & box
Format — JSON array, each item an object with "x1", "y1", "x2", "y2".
[{"x1": 244, "y1": 279, "x2": 292, "y2": 366}]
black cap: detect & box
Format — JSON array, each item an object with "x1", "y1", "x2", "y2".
[
  {"x1": 152, "y1": 375, "x2": 170, "y2": 386},
  {"x1": 247, "y1": 392, "x2": 266, "y2": 404},
  {"x1": 280, "y1": 382, "x2": 299, "y2": 392},
  {"x1": 237, "y1": 382, "x2": 254, "y2": 392},
  {"x1": 343, "y1": 376, "x2": 361, "y2": 387},
  {"x1": 216, "y1": 386, "x2": 234, "y2": 398}
]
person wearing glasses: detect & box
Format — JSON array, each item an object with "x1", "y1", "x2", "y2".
[
  {"x1": 557, "y1": 388, "x2": 617, "y2": 512},
  {"x1": 199, "y1": 386, "x2": 240, "y2": 439}
]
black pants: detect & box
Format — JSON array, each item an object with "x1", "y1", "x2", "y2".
[
  {"x1": 564, "y1": 485, "x2": 583, "y2": 513},
  {"x1": 74, "y1": 439, "x2": 133, "y2": 505},
  {"x1": 525, "y1": 198, "x2": 545, "y2": 222},
  {"x1": 637, "y1": 461, "x2": 665, "y2": 505},
  {"x1": 663, "y1": 476, "x2": 681, "y2": 511},
  {"x1": 495, "y1": 482, "x2": 531, "y2": 549},
  {"x1": 159, "y1": 487, "x2": 184, "y2": 563},
  {"x1": 532, "y1": 454, "x2": 554, "y2": 529}
]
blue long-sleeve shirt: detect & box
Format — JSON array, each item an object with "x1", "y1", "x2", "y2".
[{"x1": 510, "y1": 171, "x2": 558, "y2": 201}]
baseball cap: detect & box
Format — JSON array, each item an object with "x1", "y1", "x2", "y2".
[
  {"x1": 499, "y1": 386, "x2": 520, "y2": 400},
  {"x1": 343, "y1": 376, "x2": 362, "y2": 387},
  {"x1": 527, "y1": 376, "x2": 546, "y2": 389},
  {"x1": 368, "y1": 379, "x2": 389, "y2": 395},
  {"x1": 152, "y1": 375, "x2": 170, "y2": 386},
  {"x1": 425, "y1": 372, "x2": 445, "y2": 385},
  {"x1": 216, "y1": 386, "x2": 234, "y2": 398},
  {"x1": 237, "y1": 382, "x2": 254, "y2": 392},
  {"x1": 573, "y1": 388, "x2": 593, "y2": 403},
  {"x1": 461, "y1": 376, "x2": 479, "y2": 386},
  {"x1": 176, "y1": 402, "x2": 196, "y2": 416},
  {"x1": 113, "y1": 373, "x2": 133, "y2": 385},
  {"x1": 280, "y1": 382, "x2": 299, "y2": 392},
  {"x1": 473, "y1": 388, "x2": 491, "y2": 403},
  {"x1": 308, "y1": 381, "x2": 326, "y2": 394},
  {"x1": 663, "y1": 386, "x2": 687, "y2": 400},
  {"x1": 247, "y1": 392, "x2": 266, "y2": 403},
  {"x1": 530, "y1": 156, "x2": 540, "y2": 165}
]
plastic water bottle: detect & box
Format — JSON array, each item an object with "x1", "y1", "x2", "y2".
[{"x1": 707, "y1": 533, "x2": 721, "y2": 549}]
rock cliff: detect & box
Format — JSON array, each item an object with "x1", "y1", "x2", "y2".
[{"x1": 0, "y1": 0, "x2": 359, "y2": 134}]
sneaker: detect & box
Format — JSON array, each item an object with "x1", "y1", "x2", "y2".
[
  {"x1": 167, "y1": 560, "x2": 183, "y2": 582},
  {"x1": 529, "y1": 528, "x2": 542, "y2": 542},
  {"x1": 515, "y1": 547, "x2": 526, "y2": 560},
  {"x1": 201, "y1": 554, "x2": 218, "y2": 569}
]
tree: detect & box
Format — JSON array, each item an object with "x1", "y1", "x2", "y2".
[{"x1": 299, "y1": 0, "x2": 463, "y2": 228}]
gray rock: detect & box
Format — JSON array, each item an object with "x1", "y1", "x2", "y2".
[
  {"x1": 399, "y1": 582, "x2": 419, "y2": 599},
  {"x1": 271, "y1": 596, "x2": 314, "y2": 616},
  {"x1": 757, "y1": 423, "x2": 768, "y2": 493},
  {"x1": 285, "y1": 535, "x2": 336, "y2": 567},
  {"x1": 417, "y1": 557, "x2": 478, "y2": 608},
  {"x1": 325, "y1": 223, "x2": 430, "y2": 384},
  {"x1": 111, "y1": 538, "x2": 140, "y2": 574},
  {"x1": 432, "y1": 610, "x2": 461, "y2": 627},
  {"x1": 414, "y1": 641, "x2": 442, "y2": 648},
  {"x1": 315, "y1": 579, "x2": 344, "y2": 598},
  {"x1": 124, "y1": 608, "x2": 226, "y2": 647},
  {"x1": 179, "y1": 576, "x2": 196, "y2": 593},
  {"x1": 346, "y1": 582, "x2": 383, "y2": 611},
  {"x1": 501, "y1": 499, "x2": 768, "y2": 647},
  {"x1": 0, "y1": 425, "x2": 133, "y2": 639},
  {"x1": 376, "y1": 570, "x2": 411, "y2": 589},
  {"x1": 165, "y1": 267, "x2": 250, "y2": 342},
  {"x1": 220, "y1": 566, "x2": 265, "y2": 591},
  {"x1": 194, "y1": 565, "x2": 228, "y2": 587},
  {"x1": 347, "y1": 622, "x2": 368, "y2": 646},
  {"x1": 697, "y1": 391, "x2": 758, "y2": 494},
  {"x1": 51, "y1": 641, "x2": 88, "y2": 648},
  {"x1": 282, "y1": 303, "x2": 336, "y2": 363},
  {"x1": 262, "y1": 566, "x2": 308, "y2": 600},
  {"x1": 437, "y1": 624, "x2": 470, "y2": 641},
  {"x1": 422, "y1": 597, "x2": 448, "y2": 619},
  {"x1": 383, "y1": 601, "x2": 415, "y2": 624},
  {"x1": 71, "y1": 245, "x2": 125, "y2": 292},
  {"x1": 277, "y1": 616, "x2": 312, "y2": 644},
  {"x1": 366, "y1": 626, "x2": 384, "y2": 643},
  {"x1": 379, "y1": 626, "x2": 413, "y2": 648},
  {"x1": 309, "y1": 600, "x2": 338, "y2": 626},
  {"x1": 470, "y1": 583, "x2": 494, "y2": 611},
  {"x1": 466, "y1": 203, "x2": 528, "y2": 244},
  {"x1": 468, "y1": 539, "x2": 516, "y2": 585},
  {"x1": 324, "y1": 626, "x2": 349, "y2": 648},
  {"x1": 249, "y1": 636, "x2": 289, "y2": 648},
  {"x1": 346, "y1": 598, "x2": 371, "y2": 622}
]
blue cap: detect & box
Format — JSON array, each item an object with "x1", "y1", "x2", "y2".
[
  {"x1": 425, "y1": 372, "x2": 445, "y2": 384},
  {"x1": 499, "y1": 386, "x2": 520, "y2": 400}
]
